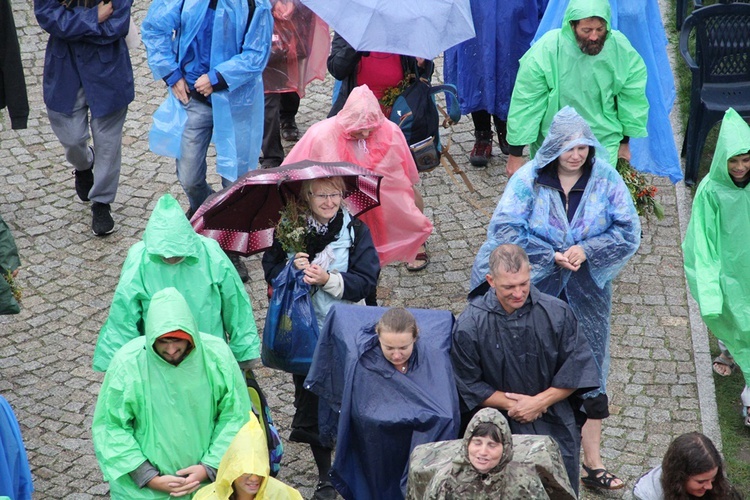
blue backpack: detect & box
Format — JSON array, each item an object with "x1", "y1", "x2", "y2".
[{"x1": 388, "y1": 78, "x2": 461, "y2": 172}]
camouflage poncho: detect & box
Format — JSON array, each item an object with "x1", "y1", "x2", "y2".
[{"x1": 408, "y1": 409, "x2": 575, "y2": 499}]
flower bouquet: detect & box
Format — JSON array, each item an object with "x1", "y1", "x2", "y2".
[
  {"x1": 616, "y1": 158, "x2": 665, "y2": 220},
  {"x1": 379, "y1": 77, "x2": 411, "y2": 116},
  {"x1": 274, "y1": 200, "x2": 311, "y2": 254},
  {"x1": 3, "y1": 270, "x2": 21, "y2": 301}
]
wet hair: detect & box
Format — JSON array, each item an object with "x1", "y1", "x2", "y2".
[
  {"x1": 488, "y1": 244, "x2": 529, "y2": 276},
  {"x1": 470, "y1": 422, "x2": 502, "y2": 444},
  {"x1": 660, "y1": 432, "x2": 732, "y2": 499},
  {"x1": 375, "y1": 307, "x2": 418, "y2": 339},
  {"x1": 541, "y1": 143, "x2": 596, "y2": 176},
  {"x1": 300, "y1": 176, "x2": 347, "y2": 206},
  {"x1": 570, "y1": 16, "x2": 607, "y2": 29}
]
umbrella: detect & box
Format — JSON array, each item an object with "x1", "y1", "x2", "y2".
[
  {"x1": 191, "y1": 160, "x2": 382, "y2": 256},
  {"x1": 299, "y1": 0, "x2": 475, "y2": 60}
]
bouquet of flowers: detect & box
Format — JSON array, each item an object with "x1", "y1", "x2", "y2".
[
  {"x1": 616, "y1": 158, "x2": 665, "y2": 220},
  {"x1": 274, "y1": 200, "x2": 311, "y2": 253},
  {"x1": 379, "y1": 77, "x2": 411, "y2": 115},
  {"x1": 3, "y1": 270, "x2": 21, "y2": 302}
]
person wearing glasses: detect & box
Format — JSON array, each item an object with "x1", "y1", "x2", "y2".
[{"x1": 262, "y1": 175, "x2": 380, "y2": 500}]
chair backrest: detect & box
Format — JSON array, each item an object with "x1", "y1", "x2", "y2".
[{"x1": 683, "y1": 3, "x2": 750, "y2": 85}]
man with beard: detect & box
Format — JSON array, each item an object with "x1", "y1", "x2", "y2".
[{"x1": 505, "y1": 0, "x2": 648, "y2": 177}]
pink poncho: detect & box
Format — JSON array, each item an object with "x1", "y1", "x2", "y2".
[{"x1": 284, "y1": 86, "x2": 433, "y2": 265}]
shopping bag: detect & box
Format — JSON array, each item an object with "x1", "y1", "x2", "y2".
[
  {"x1": 262, "y1": 260, "x2": 320, "y2": 375},
  {"x1": 148, "y1": 90, "x2": 187, "y2": 159}
]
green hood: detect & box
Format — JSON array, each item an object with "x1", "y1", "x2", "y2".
[
  {"x1": 562, "y1": 0, "x2": 612, "y2": 42},
  {"x1": 707, "y1": 108, "x2": 750, "y2": 188},
  {"x1": 143, "y1": 194, "x2": 202, "y2": 262},
  {"x1": 145, "y1": 287, "x2": 199, "y2": 349}
]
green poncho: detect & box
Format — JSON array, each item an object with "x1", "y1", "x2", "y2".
[
  {"x1": 683, "y1": 108, "x2": 750, "y2": 385},
  {"x1": 92, "y1": 287, "x2": 252, "y2": 499},
  {"x1": 93, "y1": 194, "x2": 259, "y2": 372},
  {"x1": 507, "y1": 0, "x2": 648, "y2": 162}
]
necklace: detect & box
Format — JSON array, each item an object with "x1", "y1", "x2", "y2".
[{"x1": 399, "y1": 364, "x2": 407, "y2": 373}]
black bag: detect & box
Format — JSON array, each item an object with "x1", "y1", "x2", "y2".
[{"x1": 388, "y1": 78, "x2": 461, "y2": 172}]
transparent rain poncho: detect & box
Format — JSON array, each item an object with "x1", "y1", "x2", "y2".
[
  {"x1": 683, "y1": 108, "x2": 750, "y2": 386},
  {"x1": 470, "y1": 107, "x2": 641, "y2": 395}
]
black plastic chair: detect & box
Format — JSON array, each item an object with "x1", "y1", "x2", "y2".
[
  {"x1": 679, "y1": 3, "x2": 750, "y2": 184},
  {"x1": 678, "y1": 1, "x2": 750, "y2": 33}
]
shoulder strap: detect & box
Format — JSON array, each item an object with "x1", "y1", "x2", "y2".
[
  {"x1": 429, "y1": 84, "x2": 461, "y2": 124},
  {"x1": 245, "y1": 0, "x2": 256, "y2": 35}
]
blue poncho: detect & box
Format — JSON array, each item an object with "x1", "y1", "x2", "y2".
[
  {"x1": 305, "y1": 304, "x2": 460, "y2": 500},
  {"x1": 470, "y1": 107, "x2": 641, "y2": 394},
  {"x1": 534, "y1": 0, "x2": 682, "y2": 182},
  {"x1": 0, "y1": 396, "x2": 32, "y2": 500},
  {"x1": 443, "y1": 0, "x2": 549, "y2": 119}
]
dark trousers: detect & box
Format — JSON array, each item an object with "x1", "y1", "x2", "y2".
[{"x1": 262, "y1": 91, "x2": 301, "y2": 167}]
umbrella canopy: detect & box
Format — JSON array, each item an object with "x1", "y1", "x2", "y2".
[
  {"x1": 299, "y1": 0, "x2": 475, "y2": 60},
  {"x1": 191, "y1": 160, "x2": 382, "y2": 256}
]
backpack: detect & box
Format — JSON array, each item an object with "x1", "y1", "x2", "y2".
[
  {"x1": 388, "y1": 78, "x2": 461, "y2": 172},
  {"x1": 245, "y1": 369, "x2": 284, "y2": 477}
]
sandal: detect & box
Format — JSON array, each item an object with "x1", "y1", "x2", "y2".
[
  {"x1": 405, "y1": 244, "x2": 429, "y2": 272},
  {"x1": 581, "y1": 464, "x2": 625, "y2": 490},
  {"x1": 713, "y1": 353, "x2": 737, "y2": 377}
]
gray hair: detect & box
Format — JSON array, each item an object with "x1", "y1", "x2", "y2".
[{"x1": 488, "y1": 244, "x2": 530, "y2": 276}]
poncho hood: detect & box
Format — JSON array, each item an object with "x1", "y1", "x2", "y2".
[
  {"x1": 145, "y1": 287, "x2": 199, "y2": 356},
  {"x1": 562, "y1": 0, "x2": 612, "y2": 41},
  {"x1": 534, "y1": 106, "x2": 606, "y2": 167},
  {"x1": 143, "y1": 194, "x2": 201, "y2": 262},
  {"x1": 454, "y1": 408, "x2": 514, "y2": 476},
  {"x1": 335, "y1": 85, "x2": 385, "y2": 139},
  {"x1": 198, "y1": 413, "x2": 270, "y2": 500},
  {"x1": 707, "y1": 108, "x2": 750, "y2": 189}
]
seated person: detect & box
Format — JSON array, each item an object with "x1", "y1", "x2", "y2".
[
  {"x1": 305, "y1": 305, "x2": 460, "y2": 500},
  {"x1": 633, "y1": 432, "x2": 740, "y2": 499},
  {"x1": 194, "y1": 413, "x2": 301, "y2": 500},
  {"x1": 408, "y1": 408, "x2": 576, "y2": 499}
]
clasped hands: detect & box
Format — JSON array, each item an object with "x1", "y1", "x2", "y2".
[
  {"x1": 505, "y1": 392, "x2": 547, "y2": 424},
  {"x1": 554, "y1": 245, "x2": 586, "y2": 272},
  {"x1": 147, "y1": 465, "x2": 206, "y2": 497},
  {"x1": 293, "y1": 252, "x2": 330, "y2": 286},
  {"x1": 172, "y1": 75, "x2": 214, "y2": 105}
]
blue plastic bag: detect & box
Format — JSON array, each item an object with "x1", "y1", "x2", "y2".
[
  {"x1": 148, "y1": 90, "x2": 187, "y2": 159},
  {"x1": 262, "y1": 260, "x2": 320, "y2": 375}
]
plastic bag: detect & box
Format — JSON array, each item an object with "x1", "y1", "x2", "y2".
[
  {"x1": 148, "y1": 90, "x2": 187, "y2": 159},
  {"x1": 262, "y1": 260, "x2": 320, "y2": 375}
]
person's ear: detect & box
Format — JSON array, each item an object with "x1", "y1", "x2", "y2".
[{"x1": 486, "y1": 273, "x2": 494, "y2": 289}]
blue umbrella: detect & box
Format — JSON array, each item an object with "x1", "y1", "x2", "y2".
[{"x1": 300, "y1": 0, "x2": 475, "y2": 59}]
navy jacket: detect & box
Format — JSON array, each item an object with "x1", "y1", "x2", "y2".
[{"x1": 35, "y1": 0, "x2": 134, "y2": 118}]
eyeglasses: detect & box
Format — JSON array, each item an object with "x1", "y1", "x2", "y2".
[{"x1": 310, "y1": 192, "x2": 343, "y2": 201}]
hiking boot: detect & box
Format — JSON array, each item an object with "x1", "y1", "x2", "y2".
[
  {"x1": 280, "y1": 120, "x2": 300, "y2": 142},
  {"x1": 469, "y1": 130, "x2": 493, "y2": 167},
  {"x1": 91, "y1": 202, "x2": 115, "y2": 236},
  {"x1": 228, "y1": 252, "x2": 249, "y2": 283},
  {"x1": 312, "y1": 481, "x2": 337, "y2": 500},
  {"x1": 74, "y1": 168, "x2": 94, "y2": 202},
  {"x1": 495, "y1": 119, "x2": 511, "y2": 156}
]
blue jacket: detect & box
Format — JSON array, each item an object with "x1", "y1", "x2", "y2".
[
  {"x1": 142, "y1": 0, "x2": 273, "y2": 181},
  {"x1": 35, "y1": 0, "x2": 134, "y2": 118}
]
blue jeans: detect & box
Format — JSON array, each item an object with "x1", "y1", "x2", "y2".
[{"x1": 176, "y1": 98, "x2": 231, "y2": 213}]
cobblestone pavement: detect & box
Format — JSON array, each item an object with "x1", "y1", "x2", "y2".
[{"x1": 0, "y1": 2, "x2": 712, "y2": 499}]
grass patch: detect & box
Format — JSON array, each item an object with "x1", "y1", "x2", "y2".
[{"x1": 670, "y1": 0, "x2": 750, "y2": 491}]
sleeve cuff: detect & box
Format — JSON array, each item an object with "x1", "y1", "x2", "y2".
[
  {"x1": 620, "y1": 135, "x2": 630, "y2": 144},
  {"x1": 164, "y1": 69, "x2": 184, "y2": 87},
  {"x1": 508, "y1": 145, "x2": 525, "y2": 157},
  {"x1": 321, "y1": 271, "x2": 344, "y2": 299},
  {"x1": 129, "y1": 461, "x2": 160, "y2": 488},
  {"x1": 202, "y1": 463, "x2": 217, "y2": 482},
  {"x1": 210, "y1": 70, "x2": 228, "y2": 91}
]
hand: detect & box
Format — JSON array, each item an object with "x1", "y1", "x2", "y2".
[
  {"x1": 97, "y1": 1, "x2": 113, "y2": 23},
  {"x1": 172, "y1": 78, "x2": 190, "y2": 104},
  {"x1": 146, "y1": 474, "x2": 199, "y2": 496},
  {"x1": 171, "y1": 465, "x2": 207, "y2": 496},
  {"x1": 562, "y1": 245, "x2": 586, "y2": 272},
  {"x1": 293, "y1": 252, "x2": 310, "y2": 270},
  {"x1": 303, "y1": 264, "x2": 330, "y2": 286},
  {"x1": 505, "y1": 393, "x2": 547, "y2": 424},
  {"x1": 194, "y1": 74, "x2": 214, "y2": 97},
  {"x1": 554, "y1": 251, "x2": 577, "y2": 272},
  {"x1": 416, "y1": 57, "x2": 426, "y2": 68},
  {"x1": 617, "y1": 142, "x2": 631, "y2": 161},
  {"x1": 273, "y1": 1, "x2": 295, "y2": 20},
  {"x1": 505, "y1": 155, "x2": 525, "y2": 177}
]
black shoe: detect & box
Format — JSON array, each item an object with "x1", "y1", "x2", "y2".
[
  {"x1": 469, "y1": 130, "x2": 493, "y2": 167},
  {"x1": 91, "y1": 202, "x2": 115, "y2": 236},
  {"x1": 312, "y1": 481, "x2": 337, "y2": 500},
  {"x1": 228, "y1": 253, "x2": 249, "y2": 283},
  {"x1": 495, "y1": 119, "x2": 511, "y2": 156},
  {"x1": 280, "y1": 120, "x2": 300, "y2": 142},
  {"x1": 74, "y1": 168, "x2": 94, "y2": 202}
]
